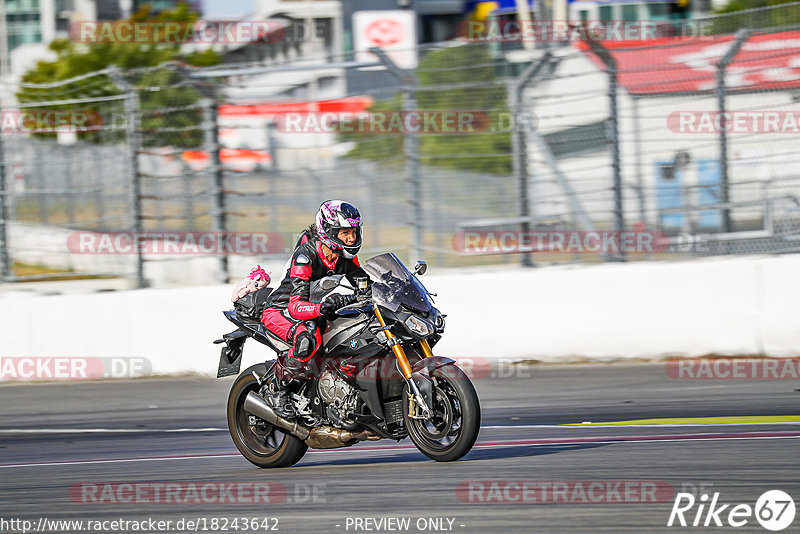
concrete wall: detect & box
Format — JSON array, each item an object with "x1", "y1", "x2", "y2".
[
  {"x1": 2, "y1": 254, "x2": 799, "y2": 378},
  {"x1": 7, "y1": 222, "x2": 291, "y2": 288}
]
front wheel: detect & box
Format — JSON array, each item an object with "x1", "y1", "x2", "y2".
[
  {"x1": 403, "y1": 365, "x2": 481, "y2": 462},
  {"x1": 227, "y1": 362, "x2": 308, "y2": 468}
]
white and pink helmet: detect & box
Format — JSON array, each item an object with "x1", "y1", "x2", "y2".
[{"x1": 315, "y1": 200, "x2": 363, "y2": 259}]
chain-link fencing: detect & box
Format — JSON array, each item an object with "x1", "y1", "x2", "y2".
[{"x1": 1, "y1": 3, "x2": 799, "y2": 287}]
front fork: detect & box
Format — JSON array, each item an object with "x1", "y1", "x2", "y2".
[{"x1": 373, "y1": 307, "x2": 434, "y2": 419}]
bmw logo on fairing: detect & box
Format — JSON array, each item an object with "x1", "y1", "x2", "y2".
[{"x1": 349, "y1": 339, "x2": 358, "y2": 349}]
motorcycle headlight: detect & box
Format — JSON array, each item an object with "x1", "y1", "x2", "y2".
[
  {"x1": 431, "y1": 307, "x2": 446, "y2": 332},
  {"x1": 404, "y1": 315, "x2": 434, "y2": 338}
]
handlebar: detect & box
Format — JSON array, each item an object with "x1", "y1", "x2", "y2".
[{"x1": 335, "y1": 299, "x2": 374, "y2": 317}]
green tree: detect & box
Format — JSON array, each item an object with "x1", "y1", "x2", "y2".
[
  {"x1": 17, "y1": 2, "x2": 220, "y2": 147},
  {"x1": 341, "y1": 43, "x2": 513, "y2": 175},
  {"x1": 711, "y1": 0, "x2": 800, "y2": 32}
]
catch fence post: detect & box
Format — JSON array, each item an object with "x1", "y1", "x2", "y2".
[
  {"x1": 716, "y1": 29, "x2": 752, "y2": 234},
  {"x1": 586, "y1": 39, "x2": 625, "y2": 260},
  {"x1": 0, "y1": 93, "x2": 11, "y2": 281},
  {"x1": 509, "y1": 52, "x2": 552, "y2": 267},
  {"x1": 110, "y1": 67, "x2": 146, "y2": 288},
  {"x1": 202, "y1": 96, "x2": 229, "y2": 284},
  {"x1": 369, "y1": 47, "x2": 423, "y2": 265}
]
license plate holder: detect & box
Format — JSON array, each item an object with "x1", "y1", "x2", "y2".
[{"x1": 217, "y1": 336, "x2": 245, "y2": 378}]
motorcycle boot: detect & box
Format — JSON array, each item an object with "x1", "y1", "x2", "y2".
[
  {"x1": 268, "y1": 354, "x2": 297, "y2": 419},
  {"x1": 267, "y1": 375, "x2": 297, "y2": 419}
]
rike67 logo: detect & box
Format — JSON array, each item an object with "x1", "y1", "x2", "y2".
[{"x1": 668, "y1": 490, "x2": 795, "y2": 531}]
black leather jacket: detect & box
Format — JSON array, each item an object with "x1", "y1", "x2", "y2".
[{"x1": 268, "y1": 231, "x2": 368, "y2": 321}]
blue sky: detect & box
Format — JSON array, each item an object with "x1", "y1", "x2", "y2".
[{"x1": 202, "y1": 0, "x2": 254, "y2": 18}]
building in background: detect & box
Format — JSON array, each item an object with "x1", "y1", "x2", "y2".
[
  {"x1": 215, "y1": 0, "x2": 477, "y2": 165},
  {"x1": 95, "y1": 0, "x2": 123, "y2": 20},
  {"x1": 1, "y1": 0, "x2": 208, "y2": 100},
  {"x1": 567, "y1": 0, "x2": 698, "y2": 27},
  {"x1": 220, "y1": 0, "x2": 344, "y2": 103},
  {"x1": 93, "y1": 0, "x2": 203, "y2": 21},
  {"x1": 1, "y1": 0, "x2": 97, "y2": 85},
  {"x1": 239, "y1": 0, "x2": 475, "y2": 72},
  {"x1": 1, "y1": 0, "x2": 49, "y2": 80},
  {"x1": 96, "y1": 0, "x2": 205, "y2": 19},
  {"x1": 130, "y1": 0, "x2": 203, "y2": 16},
  {"x1": 2, "y1": 0, "x2": 99, "y2": 55},
  {"x1": 475, "y1": 0, "x2": 704, "y2": 39},
  {"x1": 342, "y1": 0, "x2": 469, "y2": 50}
]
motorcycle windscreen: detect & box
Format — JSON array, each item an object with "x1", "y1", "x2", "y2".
[{"x1": 362, "y1": 253, "x2": 433, "y2": 313}]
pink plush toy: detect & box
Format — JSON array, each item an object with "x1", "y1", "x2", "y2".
[{"x1": 230, "y1": 265, "x2": 271, "y2": 302}]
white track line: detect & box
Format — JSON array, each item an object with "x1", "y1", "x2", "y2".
[
  {"x1": 1, "y1": 433, "x2": 799, "y2": 469},
  {"x1": 2, "y1": 422, "x2": 799, "y2": 435},
  {"x1": 0, "y1": 428, "x2": 227, "y2": 434},
  {"x1": 483, "y1": 422, "x2": 800, "y2": 429}
]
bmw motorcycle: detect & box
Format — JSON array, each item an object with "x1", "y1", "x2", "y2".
[{"x1": 214, "y1": 253, "x2": 481, "y2": 468}]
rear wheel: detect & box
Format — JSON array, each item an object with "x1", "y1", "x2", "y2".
[
  {"x1": 403, "y1": 365, "x2": 481, "y2": 462},
  {"x1": 227, "y1": 362, "x2": 308, "y2": 468}
]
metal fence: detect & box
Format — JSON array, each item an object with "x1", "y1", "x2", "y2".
[{"x1": 1, "y1": 4, "x2": 800, "y2": 287}]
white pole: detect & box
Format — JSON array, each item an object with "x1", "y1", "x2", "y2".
[
  {"x1": 554, "y1": 0, "x2": 568, "y2": 25},
  {"x1": 515, "y1": 0, "x2": 535, "y2": 51},
  {"x1": 0, "y1": 0, "x2": 9, "y2": 81}
]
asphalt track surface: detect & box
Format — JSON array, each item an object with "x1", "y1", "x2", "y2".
[{"x1": 1, "y1": 363, "x2": 799, "y2": 533}]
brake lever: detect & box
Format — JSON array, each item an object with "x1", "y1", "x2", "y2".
[{"x1": 335, "y1": 300, "x2": 374, "y2": 316}]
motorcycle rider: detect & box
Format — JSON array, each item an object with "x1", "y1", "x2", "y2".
[{"x1": 261, "y1": 200, "x2": 368, "y2": 418}]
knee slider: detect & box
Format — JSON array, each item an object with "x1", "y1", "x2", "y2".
[{"x1": 294, "y1": 331, "x2": 316, "y2": 358}]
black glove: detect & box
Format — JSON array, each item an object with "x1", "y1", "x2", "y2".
[{"x1": 319, "y1": 293, "x2": 358, "y2": 319}]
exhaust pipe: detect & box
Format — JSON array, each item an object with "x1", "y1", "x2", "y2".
[
  {"x1": 243, "y1": 392, "x2": 380, "y2": 448},
  {"x1": 304, "y1": 426, "x2": 381, "y2": 449},
  {"x1": 244, "y1": 391, "x2": 310, "y2": 439}
]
